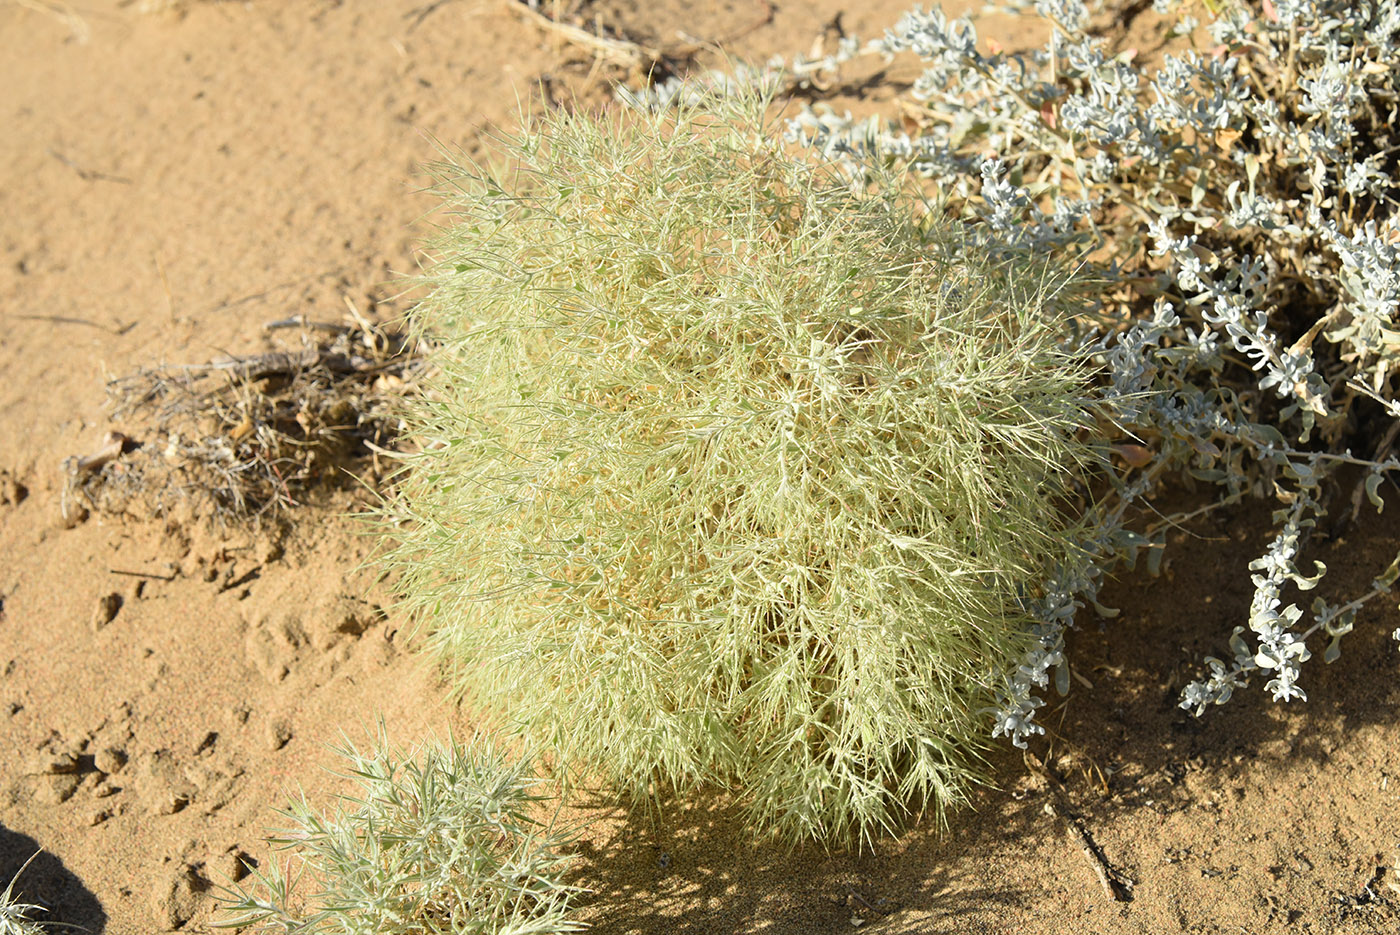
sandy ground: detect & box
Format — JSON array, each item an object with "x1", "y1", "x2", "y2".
[{"x1": 1, "y1": 2, "x2": 1398, "y2": 933}]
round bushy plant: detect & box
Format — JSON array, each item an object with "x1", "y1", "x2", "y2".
[
  {"x1": 216, "y1": 732, "x2": 581, "y2": 935},
  {"x1": 381, "y1": 91, "x2": 1100, "y2": 845}
]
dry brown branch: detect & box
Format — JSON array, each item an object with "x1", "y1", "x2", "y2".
[
  {"x1": 501, "y1": 0, "x2": 660, "y2": 66},
  {"x1": 1025, "y1": 751, "x2": 1135, "y2": 903},
  {"x1": 46, "y1": 147, "x2": 130, "y2": 183}
]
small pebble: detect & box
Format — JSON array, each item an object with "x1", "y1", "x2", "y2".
[
  {"x1": 153, "y1": 790, "x2": 191, "y2": 816},
  {"x1": 150, "y1": 865, "x2": 206, "y2": 930},
  {"x1": 266, "y1": 719, "x2": 293, "y2": 751},
  {"x1": 92, "y1": 592, "x2": 123, "y2": 631},
  {"x1": 38, "y1": 773, "x2": 83, "y2": 805},
  {"x1": 208, "y1": 847, "x2": 252, "y2": 885},
  {"x1": 95, "y1": 746, "x2": 128, "y2": 775}
]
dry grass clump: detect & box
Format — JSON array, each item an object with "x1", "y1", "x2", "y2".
[
  {"x1": 67, "y1": 316, "x2": 427, "y2": 526},
  {"x1": 379, "y1": 90, "x2": 1100, "y2": 846}
]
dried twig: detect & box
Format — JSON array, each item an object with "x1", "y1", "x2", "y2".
[
  {"x1": 502, "y1": 0, "x2": 661, "y2": 66},
  {"x1": 403, "y1": 0, "x2": 459, "y2": 32},
  {"x1": 16, "y1": 313, "x2": 135, "y2": 335},
  {"x1": 264, "y1": 315, "x2": 353, "y2": 334},
  {"x1": 47, "y1": 147, "x2": 130, "y2": 183},
  {"x1": 61, "y1": 431, "x2": 132, "y2": 526},
  {"x1": 172, "y1": 349, "x2": 375, "y2": 380},
  {"x1": 844, "y1": 887, "x2": 890, "y2": 916},
  {"x1": 110, "y1": 568, "x2": 177, "y2": 581},
  {"x1": 1025, "y1": 751, "x2": 1134, "y2": 902},
  {"x1": 70, "y1": 432, "x2": 130, "y2": 475}
]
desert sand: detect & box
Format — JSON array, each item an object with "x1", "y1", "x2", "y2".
[{"x1": 1, "y1": 2, "x2": 1397, "y2": 933}]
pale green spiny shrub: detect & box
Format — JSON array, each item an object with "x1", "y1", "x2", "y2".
[
  {"x1": 216, "y1": 732, "x2": 582, "y2": 934},
  {"x1": 379, "y1": 89, "x2": 1102, "y2": 845}
]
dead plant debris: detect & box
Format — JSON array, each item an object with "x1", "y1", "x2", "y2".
[{"x1": 64, "y1": 313, "x2": 428, "y2": 526}]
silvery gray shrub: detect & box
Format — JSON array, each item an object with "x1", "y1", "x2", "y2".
[
  {"x1": 639, "y1": 0, "x2": 1400, "y2": 745},
  {"x1": 216, "y1": 732, "x2": 582, "y2": 935}
]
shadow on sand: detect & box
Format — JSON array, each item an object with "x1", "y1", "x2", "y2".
[
  {"x1": 0, "y1": 825, "x2": 106, "y2": 934},
  {"x1": 564, "y1": 497, "x2": 1400, "y2": 934}
]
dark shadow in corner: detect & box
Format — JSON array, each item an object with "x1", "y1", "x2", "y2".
[
  {"x1": 1048, "y1": 490, "x2": 1400, "y2": 821},
  {"x1": 565, "y1": 777, "x2": 1043, "y2": 935},
  {"x1": 0, "y1": 826, "x2": 107, "y2": 934}
]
